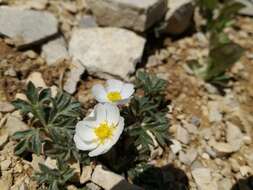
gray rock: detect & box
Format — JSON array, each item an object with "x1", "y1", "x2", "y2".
[
  {"x1": 0, "y1": 6, "x2": 58, "y2": 47},
  {"x1": 63, "y1": 62, "x2": 85, "y2": 94},
  {"x1": 226, "y1": 122, "x2": 243, "y2": 152},
  {"x1": 165, "y1": 0, "x2": 194, "y2": 35},
  {"x1": 155, "y1": 0, "x2": 194, "y2": 35},
  {"x1": 79, "y1": 15, "x2": 98, "y2": 28},
  {"x1": 86, "y1": 0, "x2": 167, "y2": 32},
  {"x1": 179, "y1": 148, "x2": 198, "y2": 166},
  {"x1": 86, "y1": 182, "x2": 102, "y2": 190},
  {"x1": 235, "y1": 0, "x2": 253, "y2": 16},
  {"x1": 69, "y1": 28, "x2": 145, "y2": 80},
  {"x1": 208, "y1": 101, "x2": 222, "y2": 123},
  {"x1": 176, "y1": 125, "x2": 190, "y2": 144},
  {"x1": 41, "y1": 36, "x2": 69, "y2": 65}
]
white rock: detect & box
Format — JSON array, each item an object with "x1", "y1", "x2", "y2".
[
  {"x1": 15, "y1": 0, "x2": 48, "y2": 10},
  {"x1": 179, "y1": 148, "x2": 198, "y2": 166},
  {"x1": 80, "y1": 165, "x2": 93, "y2": 184},
  {"x1": 0, "y1": 134, "x2": 8, "y2": 147},
  {"x1": 218, "y1": 178, "x2": 233, "y2": 190},
  {"x1": 30, "y1": 154, "x2": 45, "y2": 172},
  {"x1": 44, "y1": 157, "x2": 57, "y2": 169},
  {"x1": 208, "y1": 101, "x2": 222, "y2": 123},
  {"x1": 240, "y1": 166, "x2": 253, "y2": 177},
  {"x1": 86, "y1": 0, "x2": 167, "y2": 32},
  {"x1": 1, "y1": 159, "x2": 11, "y2": 171},
  {"x1": 192, "y1": 168, "x2": 218, "y2": 190},
  {"x1": 0, "y1": 6, "x2": 58, "y2": 47},
  {"x1": 164, "y1": 0, "x2": 194, "y2": 35},
  {"x1": 0, "y1": 101, "x2": 15, "y2": 113},
  {"x1": 63, "y1": 62, "x2": 85, "y2": 94},
  {"x1": 209, "y1": 139, "x2": 235, "y2": 155},
  {"x1": 235, "y1": 0, "x2": 253, "y2": 16},
  {"x1": 26, "y1": 72, "x2": 47, "y2": 88},
  {"x1": 176, "y1": 125, "x2": 190, "y2": 144},
  {"x1": 4, "y1": 115, "x2": 29, "y2": 136},
  {"x1": 91, "y1": 165, "x2": 142, "y2": 190},
  {"x1": 0, "y1": 172, "x2": 12, "y2": 190},
  {"x1": 41, "y1": 36, "x2": 69, "y2": 65},
  {"x1": 170, "y1": 139, "x2": 182, "y2": 154},
  {"x1": 86, "y1": 182, "x2": 102, "y2": 190},
  {"x1": 226, "y1": 122, "x2": 243, "y2": 151},
  {"x1": 69, "y1": 28, "x2": 145, "y2": 80}
]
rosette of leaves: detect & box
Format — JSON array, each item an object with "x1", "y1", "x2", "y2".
[
  {"x1": 122, "y1": 71, "x2": 170, "y2": 159},
  {"x1": 191, "y1": 0, "x2": 245, "y2": 85},
  {"x1": 12, "y1": 82, "x2": 88, "y2": 163}
]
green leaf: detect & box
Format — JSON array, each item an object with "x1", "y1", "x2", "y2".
[
  {"x1": 39, "y1": 88, "x2": 52, "y2": 103},
  {"x1": 205, "y1": 42, "x2": 244, "y2": 81},
  {"x1": 12, "y1": 99, "x2": 32, "y2": 114},
  {"x1": 14, "y1": 139, "x2": 28, "y2": 155},
  {"x1": 26, "y1": 82, "x2": 38, "y2": 104}
]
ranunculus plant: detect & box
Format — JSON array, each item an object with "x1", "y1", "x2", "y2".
[{"x1": 12, "y1": 71, "x2": 170, "y2": 190}]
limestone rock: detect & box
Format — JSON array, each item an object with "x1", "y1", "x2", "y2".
[
  {"x1": 91, "y1": 165, "x2": 142, "y2": 190},
  {"x1": 80, "y1": 165, "x2": 93, "y2": 184},
  {"x1": 192, "y1": 168, "x2": 218, "y2": 190},
  {"x1": 226, "y1": 122, "x2": 243, "y2": 152},
  {"x1": 176, "y1": 125, "x2": 190, "y2": 144},
  {"x1": 86, "y1": 0, "x2": 167, "y2": 32},
  {"x1": 69, "y1": 28, "x2": 145, "y2": 80},
  {"x1": 42, "y1": 36, "x2": 69, "y2": 65},
  {"x1": 26, "y1": 72, "x2": 47, "y2": 88},
  {"x1": 63, "y1": 62, "x2": 85, "y2": 94},
  {"x1": 170, "y1": 139, "x2": 182, "y2": 154},
  {"x1": 79, "y1": 15, "x2": 98, "y2": 28},
  {"x1": 0, "y1": 172, "x2": 13, "y2": 190},
  {"x1": 0, "y1": 6, "x2": 58, "y2": 47},
  {"x1": 4, "y1": 115, "x2": 29, "y2": 136},
  {"x1": 0, "y1": 101, "x2": 15, "y2": 113}
]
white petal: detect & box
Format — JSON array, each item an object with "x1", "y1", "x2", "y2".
[
  {"x1": 111, "y1": 117, "x2": 124, "y2": 144},
  {"x1": 104, "y1": 103, "x2": 120, "y2": 125},
  {"x1": 76, "y1": 122, "x2": 96, "y2": 142},
  {"x1": 116, "y1": 98, "x2": 130, "y2": 105},
  {"x1": 94, "y1": 103, "x2": 107, "y2": 123},
  {"x1": 106, "y1": 79, "x2": 123, "y2": 92},
  {"x1": 92, "y1": 84, "x2": 108, "y2": 102},
  {"x1": 88, "y1": 117, "x2": 124, "y2": 157},
  {"x1": 88, "y1": 141, "x2": 112, "y2": 157},
  {"x1": 121, "y1": 83, "x2": 134, "y2": 99},
  {"x1": 82, "y1": 116, "x2": 98, "y2": 128},
  {"x1": 74, "y1": 135, "x2": 98, "y2": 151}
]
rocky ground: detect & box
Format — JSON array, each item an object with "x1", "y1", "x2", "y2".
[{"x1": 0, "y1": 0, "x2": 253, "y2": 190}]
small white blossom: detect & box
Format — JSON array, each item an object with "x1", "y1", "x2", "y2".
[
  {"x1": 74, "y1": 103, "x2": 124, "y2": 157},
  {"x1": 92, "y1": 79, "x2": 134, "y2": 105}
]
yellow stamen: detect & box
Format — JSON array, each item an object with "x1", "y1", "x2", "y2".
[
  {"x1": 107, "y1": 91, "x2": 122, "y2": 102},
  {"x1": 94, "y1": 122, "x2": 114, "y2": 144}
]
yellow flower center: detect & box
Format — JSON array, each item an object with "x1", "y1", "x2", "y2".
[
  {"x1": 107, "y1": 91, "x2": 122, "y2": 102},
  {"x1": 94, "y1": 122, "x2": 114, "y2": 144}
]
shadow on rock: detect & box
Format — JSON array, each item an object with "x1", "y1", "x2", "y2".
[
  {"x1": 131, "y1": 164, "x2": 189, "y2": 190},
  {"x1": 231, "y1": 176, "x2": 253, "y2": 190}
]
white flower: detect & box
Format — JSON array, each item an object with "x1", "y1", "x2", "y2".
[
  {"x1": 92, "y1": 79, "x2": 134, "y2": 105},
  {"x1": 74, "y1": 103, "x2": 124, "y2": 157}
]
